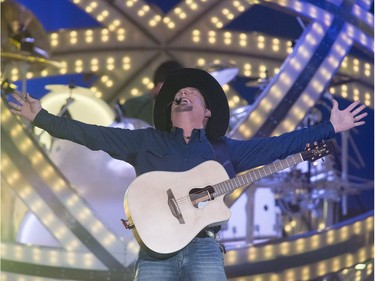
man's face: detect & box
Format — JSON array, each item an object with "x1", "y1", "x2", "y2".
[
  {"x1": 172, "y1": 87, "x2": 206, "y2": 112},
  {"x1": 171, "y1": 87, "x2": 211, "y2": 125}
]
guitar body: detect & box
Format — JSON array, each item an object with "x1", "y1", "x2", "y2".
[{"x1": 124, "y1": 161, "x2": 231, "y2": 258}]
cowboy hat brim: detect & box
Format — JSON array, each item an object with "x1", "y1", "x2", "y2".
[{"x1": 154, "y1": 68, "x2": 229, "y2": 140}]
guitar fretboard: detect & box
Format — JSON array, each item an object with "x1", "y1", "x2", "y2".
[{"x1": 212, "y1": 153, "x2": 304, "y2": 197}]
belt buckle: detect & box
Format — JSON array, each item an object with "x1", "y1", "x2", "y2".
[{"x1": 205, "y1": 229, "x2": 216, "y2": 239}]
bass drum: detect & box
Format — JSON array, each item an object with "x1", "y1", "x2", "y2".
[{"x1": 34, "y1": 84, "x2": 115, "y2": 151}]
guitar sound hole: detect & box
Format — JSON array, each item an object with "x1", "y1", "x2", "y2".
[{"x1": 189, "y1": 186, "x2": 214, "y2": 208}]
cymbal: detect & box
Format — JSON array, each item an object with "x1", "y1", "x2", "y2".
[
  {"x1": 1, "y1": 52, "x2": 61, "y2": 68},
  {"x1": 203, "y1": 63, "x2": 239, "y2": 85},
  {"x1": 1, "y1": 0, "x2": 51, "y2": 70},
  {"x1": 209, "y1": 67, "x2": 239, "y2": 86}
]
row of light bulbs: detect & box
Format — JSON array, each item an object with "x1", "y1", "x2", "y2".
[
  {"x1": 72, "y1": 0, "x2": 256, "y2": 30},
  {"x1": 47, "y1": 29, "x2": 293, "y2": 58},
  {"x1": 226, "y1": 216, "x2": 373, "y2": 263},
  {"x1": 1, "y1": 210, "x2": 371, "y2": 280},
  {"x1": 5, "y1": 54, "x2": 372, "y2": 103},
  {"x1": 224, "y1": 216, "x2": 373, "y2": 281}
]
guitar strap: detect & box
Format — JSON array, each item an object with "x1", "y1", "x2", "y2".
[
  {"x1": 196, "y1": 138, "x2": 235, "y2": 249},
  {"x1": 211, "y1": 138, "x2": 235, "y2": 179}
]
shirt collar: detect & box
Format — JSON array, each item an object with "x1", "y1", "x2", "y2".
[{"x1": 171, "y1": 127, "x2": 207, "y2": 142}]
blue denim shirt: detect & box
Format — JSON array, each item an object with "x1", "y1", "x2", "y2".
[{"x1": 34, "y1": 109, "x2": 336, "y2": 176}]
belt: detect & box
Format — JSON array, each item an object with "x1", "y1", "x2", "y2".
[
  {"x1": 196, "y1": 228, "x2": 227, "y2": 254},
  {"x1": 196, "y1": 228, "x2": 218, "y2": 239}
]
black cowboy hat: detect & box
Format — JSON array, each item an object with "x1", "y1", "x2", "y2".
[{"x1": 154, "y1": 68, "x2": 229, "y2": 140}]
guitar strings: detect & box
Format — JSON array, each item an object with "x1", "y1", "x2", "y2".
[
  {"x1": 176, "y1": 196, "x2": 190, "y2": 204},
  {"x1": 176, "y1": 192, "x2": 211, "y2": 207},
  {"x1": 176, "y1": 188, "x2": 208, "y2": 204}
]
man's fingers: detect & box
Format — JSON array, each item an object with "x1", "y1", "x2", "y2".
[
  {"x1": 9, "y1": 108, "x2": 22, "y2": 116},
  {"x1": 355, "y1": 112, "x2": 368, "y2": 121},
  {"x1": 11, "y1": 93, "x2": 25, "y2": 104},
  {"x1": 8, "y1": 101, "x2": 15, "y2": 108},
  {"x1": 9, "y1": 101, "x2": 24, "y2": 112},
  {"x1": 346, "y1": 100, "x2": 361, "y2": 112},
  {"x1": 352, "y1": 104, "x2": 366, "y2": 116},
  {"x1": 355, "y1": 120, "x2": 365, "y2": 127}
]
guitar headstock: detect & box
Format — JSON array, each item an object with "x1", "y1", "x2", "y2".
[{"x1": 302, "y1": 139, "x2": 335, "y2": 161}]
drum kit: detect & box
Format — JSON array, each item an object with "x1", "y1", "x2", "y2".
[{"x1": 1, "y1": 0, "x2": 61, "y2": 95}]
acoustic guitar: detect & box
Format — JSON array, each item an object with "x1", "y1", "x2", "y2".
[{"x1": 123, "y1": 140, "x2": 334, "y2": 258}]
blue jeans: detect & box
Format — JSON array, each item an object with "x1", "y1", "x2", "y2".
[{"x1": 134, "y1": 237, "x2": 227, "y2": 281}]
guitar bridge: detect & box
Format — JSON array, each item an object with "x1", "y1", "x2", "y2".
[{"x1": 167, "y1": 189, "x2": 185, "y2": 224}]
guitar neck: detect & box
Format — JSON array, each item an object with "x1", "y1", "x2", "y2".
[{"x1": 212, "y1": 152, "x2": 304, "y2": 197}]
